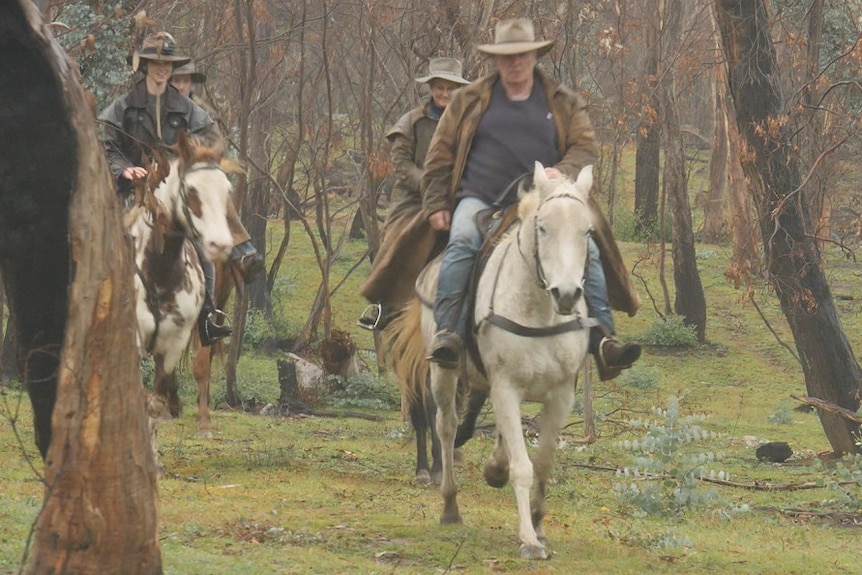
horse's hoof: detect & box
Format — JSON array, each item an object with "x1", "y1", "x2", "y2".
[
  {"x1": 519, "y1": 543, "x2": 548, "y2": 560},
  {"x1": 453, "y1": 447, "x2": 464, "y2": 467},
  {"x1": 440, "y1": 512, "x2": 462, "y2": 525},
  {"x1": 197, "y1": 428, "x2": 214, "y2": 439},
  {"x1": 484, "y1": 460, "x2": 508, "y2": 488},
  {"x1": 414, "y1": 469, "x2": 432, "y2": 485}
]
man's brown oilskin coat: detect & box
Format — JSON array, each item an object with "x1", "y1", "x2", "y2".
[{"x1": 360, "y1": 102, "x2": 443, "y2": 308}]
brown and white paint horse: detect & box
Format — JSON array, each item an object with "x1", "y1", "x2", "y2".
[{"x1": 127, "y1": 133, "x2": 234, "y2": 467}]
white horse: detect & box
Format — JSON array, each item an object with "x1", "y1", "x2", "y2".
[
  {"x1": 127, "y1": 133, "x2": 234, "y2": 439},
  {"x1": 391, "y1": 162, "x2": 595, "y2": 559}
]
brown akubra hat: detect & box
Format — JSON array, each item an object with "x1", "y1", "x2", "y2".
[
  {"x1": 171, "y1": 61, "x2": 207, "y2": 83},
  {"x1": 131, "y1": 32, "x2": 191, "y2": 71},
  {"x1": 477, "y1": 18, "x2": 554, "y2": 57}
]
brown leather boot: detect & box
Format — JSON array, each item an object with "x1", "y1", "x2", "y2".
[
  {"x1": 428, "y1": 330, "x2": 462, "y2": 369},
  {"x1": 596, "y1": 337, "x2": 641, "y2": 381}
]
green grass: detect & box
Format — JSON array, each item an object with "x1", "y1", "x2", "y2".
[{"x1": 2, "y1": 216, "x2": 862, "y2": 572}]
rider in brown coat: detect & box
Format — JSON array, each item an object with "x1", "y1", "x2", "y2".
[
  {"x1": 358, "y1": 58, "x2": 470, "y2": 330},
  {"x1": 422, "y1": 18, "x2": 641, "y2": 380}
]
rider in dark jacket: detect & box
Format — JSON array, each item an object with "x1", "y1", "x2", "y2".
[{"x1": 99, "y1": 32, "x2": 257, "y2": 345}]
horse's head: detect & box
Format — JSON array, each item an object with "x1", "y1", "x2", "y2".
[
  {"x1": 518, "y1": 162, "x2": 594, "y2": 316},
  {"x1": 168, "y1": 131, "x2": 235, "y2": 263}
]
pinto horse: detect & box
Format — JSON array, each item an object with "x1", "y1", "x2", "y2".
[
  {"x1": 390, "y1": 163, "x2": 595, "y2": 559},
  {"x1": 128, "y1": 133, "x2": 234, "y2": 430}
]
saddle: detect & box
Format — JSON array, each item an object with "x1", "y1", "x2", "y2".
[{"x1": 415, "y1": 204, "x2": 521, "y2": 377}]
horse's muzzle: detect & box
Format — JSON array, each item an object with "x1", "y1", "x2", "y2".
[{"x1": 550, "y1": 286, "x2": 583, "y2": 316}]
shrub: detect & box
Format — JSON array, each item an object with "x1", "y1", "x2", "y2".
[
  {"x1": 641, "y1": 315, "x2": 699, "y2": 347},
  {"x1": 768, "y1": 404, "x2": 794, "y2": 425},
  {"x1": 612, "y1": 207, "x2": 672, "y2": 243},
  {"x1": 328, "y1": 372, "x2": 399, "y2": 411},
  {"x1": 615, "y1": 396, "x2": 729, "y2": 517},
  {"x1": 619, "y1": 367, "x2": 660, "y2": 391}
]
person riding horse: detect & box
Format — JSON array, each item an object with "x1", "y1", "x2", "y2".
[
  {"x1": 422, "y1": 18, "x2": 641, "y2": 380},
  {"x1": 99, "y1": 32, "x2": 263, "y2": 346},
  {"x1": 358, "y1": 57, "x2": 470, "y2": 331}
]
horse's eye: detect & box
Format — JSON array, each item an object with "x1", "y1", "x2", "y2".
[{"x1": 537, "y1": 225, "x2": 548, "y2": 235}]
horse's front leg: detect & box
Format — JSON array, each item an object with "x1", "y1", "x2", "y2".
[
  {"x1": 531, "y1": 378, "x2": 576, "y2": 545},
  {"x1": 429, "y1": 363, "x2": 461, "y2": 524},
  {"x1": 153, "y1": 355, "x2": 181, "y2": 418},
  {"x1": 489, "y1": 379, "x2": 545, "y2": 559}
]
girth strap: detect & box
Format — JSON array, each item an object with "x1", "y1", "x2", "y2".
[{"x1": 484, "y1": 313, "x2": 599, "y2": 337}]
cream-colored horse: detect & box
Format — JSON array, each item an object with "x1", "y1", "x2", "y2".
[{"x1": 392, "y1": 162, "x2": 595, "y2": 559}]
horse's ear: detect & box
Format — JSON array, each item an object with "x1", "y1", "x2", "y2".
[
  {"x1": 176, "y1": 130, "x2": 195, "y2": 166},
  {"x1": 575, "y1": 165, "x2": 594, "y2": 195},
  {"x1": 523, "y1": 161, "x2": 549, "y2": 199}
]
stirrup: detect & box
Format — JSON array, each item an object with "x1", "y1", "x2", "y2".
[
  {"x1": 357, "y1": 303, "x2": 382, "y2": 331},
  {"x1": 200, "y1": 309, "x2": 232, "y2": 346}
]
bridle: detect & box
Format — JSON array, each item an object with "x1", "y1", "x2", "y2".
[
  {"x1": 517, "y1": 192, "x2": 592, "y2": 290},
  {"x1": 481, "y1": 191, "x2": 598, "y2": 337},
  {"x1": 177, "y1": 162, "x2": 225, "y2": 244}
]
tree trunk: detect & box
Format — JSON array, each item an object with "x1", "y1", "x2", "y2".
[
  {"x1": 634, "y1": 2, "x2": 661, "y2": 233},
  {"x1": 715, "y1": 0, "x2": 862, "y2": 454},
  {"x1": 662, "y1": 0, "x2": 707, "y2": 341},
  {"x1": 1, "y1": 2, "x2": 161, "y2": 571},
  {"x1": 702, "y1": 24, "x2": 728, "y2": 244}
]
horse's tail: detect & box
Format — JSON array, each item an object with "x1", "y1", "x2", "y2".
[{"x1": 383, "y1": 297, "x2": 429, "y2": 411}]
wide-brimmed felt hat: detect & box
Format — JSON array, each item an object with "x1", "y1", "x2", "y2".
[
  {"x1": 414, "y1": 58, "x2": 470, "y2": 85},
  {"x1": 171, "y1": 61, "x2": 207, "y2": 83},
  {"x1": 131, "y1": 32, "x2": 191, "y2": 71},
  {"x1": 477, "y1": 18, "x2": 554, "y2": 57}
]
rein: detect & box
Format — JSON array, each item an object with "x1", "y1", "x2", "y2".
[{"x1": 480, "y1": 192, "x2": 598, "y2": 338}]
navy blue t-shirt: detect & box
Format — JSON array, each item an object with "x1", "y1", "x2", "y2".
[{"x1": 458, "y1": 75, "x2": 560, "y2": 207}]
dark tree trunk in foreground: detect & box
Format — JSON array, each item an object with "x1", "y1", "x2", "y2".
[
  {"x1": 661, "y1": 0, "x2": 706, "y2": 342},
  {"x1": 715, "y1": 0, "x2": 862, "y2": 454},
  {"x1": 1, "y1": 2, "x2": 161, "y2": 571}
]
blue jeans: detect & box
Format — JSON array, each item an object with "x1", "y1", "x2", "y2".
[
  {"x1": 434, "y1": 198, "x2": 615, "y2": 337},
  {"x1": 434, "y1": 197, "x2": 489, "y2": 336},
  {"x1": 584, "y1": 236, "x2": 614, "y2": 334}
]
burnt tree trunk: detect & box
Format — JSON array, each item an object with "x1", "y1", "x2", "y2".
[
  {"x1": 1, "y1": 2, "x2": 161, "y2": 572},
  {"x1": 634, "y1": 0, "x2": 661, "y2": 233},
  {"x1": 715, "y1": 0, "x2": 862, "y2": 454},
  {"x1": 661, "y1": 0, "x2": 706, "y2": 341}
]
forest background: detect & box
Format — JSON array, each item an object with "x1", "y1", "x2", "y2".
[{"x1": 4, "y1": 0, "x2": 862, "y2": 572}]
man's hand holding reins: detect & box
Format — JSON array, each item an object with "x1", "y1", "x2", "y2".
[{"x1": 429, "y1": 209, "x2": 451, "y2": 231}]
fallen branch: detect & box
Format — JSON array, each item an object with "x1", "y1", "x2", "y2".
[
  {"x1": 568, "y1": 463, "x2": 862, "y2": 491},
  {"x1": 790, "y1": 394, "x2": 862, "y2": 424},
  {"x1": 755, "y1": 507, "x2": 862, "y2": 527}
]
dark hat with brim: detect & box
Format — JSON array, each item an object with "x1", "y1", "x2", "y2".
[
  {"x1": 477, "y1": 18, "x2": 553, "y2": 57},
  {"x1": 414, "y1": 58, "x2": 470, "y2": 85},
  {"x1": 131, "y1": 32, "x2": 191, "y2": 71},
  {"x1": 171, "y1": 61, "x2": 207, "y2": 83}
]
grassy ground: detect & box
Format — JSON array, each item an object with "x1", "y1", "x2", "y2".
[{"x1": 2, "y1": 226, "x2": 862, "y2": 573}]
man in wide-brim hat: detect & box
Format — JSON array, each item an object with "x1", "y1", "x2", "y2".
[
  {"x1": 357, "y1": 57, "x2": 470, "y2": 331},
  {"x1": 421, "y1": 17, "x2": 642, "y2": 379},
  {"x1": 130, "y1": 31, "x2": 190, "y2": 72}
]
